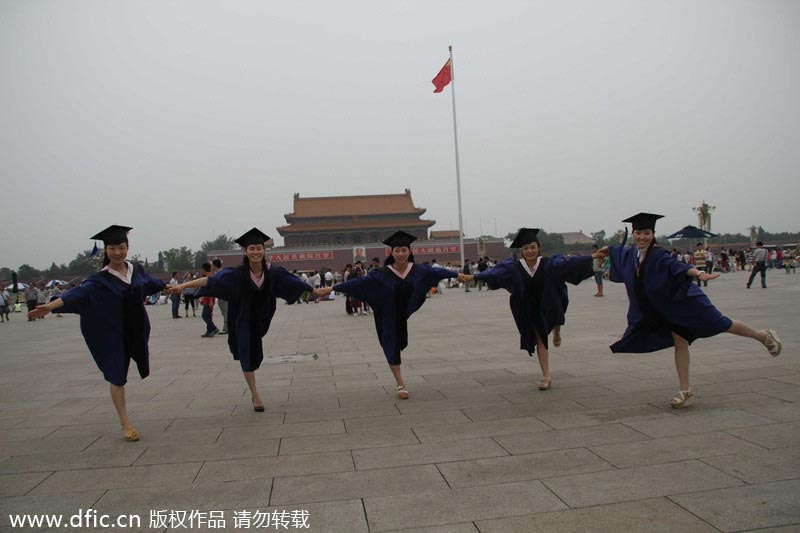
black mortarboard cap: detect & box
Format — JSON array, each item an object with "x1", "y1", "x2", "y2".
[
  {"x1": 383, "y1": 230, "x2": 417, "y2": 249},
  {"x1": 509, "y1": 228, "x2": 541, "y2": 248},
  {"x1": 235, "y1": 227, "x2": 271, "y2": 247},
  {"x1": 622, "y1": 212, "x2": 664, "y2": 231},
  {"x1": 90, "y1": 225, "x2": 132, "y2": 245}
]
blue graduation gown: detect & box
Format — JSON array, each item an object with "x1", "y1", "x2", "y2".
[
  {"x1": 58, "y1": 264, "x2": 165, "y2": 386},
  {"x1": 608, "y1": 245, "x2": 733, "y2": 353},
  {"x1": 475, "y1": 256, "x2": 593, "y2": 354},
  {"x1": 201, "y1": 265, "x2": 313, "y2": 371},
  {"x1": 335, "y1": 263, "x2": 458, "y2": 364}
]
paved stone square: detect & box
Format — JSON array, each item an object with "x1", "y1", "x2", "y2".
[{"x1": 0, "y1": 268, "x2": 798, "y2": 532}]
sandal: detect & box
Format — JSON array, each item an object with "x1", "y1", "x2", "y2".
[
  {"x1": 670, "y1": 389, "x2": 693, "y2": 409},
  {"x1": 538, "y1": 377, "x2": 551, "y2": 391},
  {"x1": 762, "y1": 330, "x2": 782, "y2": 357},
  {"x1": 396, "y1": 385, "x2": 409, "y2": 400},
  {"x1": 252, "y1": 399, "x2": 265, "y2": 412},
  {"x1": 552, "y1": 335, "x2": 561, "y2": 348},
  {"x1": 122, "y1": 427, "x2": 140, "y2": 442}
]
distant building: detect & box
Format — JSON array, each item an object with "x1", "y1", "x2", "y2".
[
  {"x1": 557, "y1": 231, "x2": 595, "y2": 245},
  {"x1": 276, "y1": 189, "x2": 435, "y2": 247},
  {"x1": 430, "y1": 230, "x2": 463, "y2": 240}
]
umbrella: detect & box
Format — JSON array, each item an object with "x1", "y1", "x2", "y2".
[
  {"x1": 6, "y1": 282, "x2": 28, "y2": 291},
  {"x1": 665, "y1": 225, "x2": 717, "y2": 239},
  {"x1": 45, "y1": 280, "x2": 68, "y2": 288}
]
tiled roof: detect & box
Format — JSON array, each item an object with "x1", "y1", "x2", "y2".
[
  {"x1": 285, "y1": 190, "x2": 425, "y2": 219},
  {"x1": 277, "y1": 218, "x2": 435, "y2": 234},
  {"x1": 558, "y1": 231, "x2": 596, "y2": 245}
]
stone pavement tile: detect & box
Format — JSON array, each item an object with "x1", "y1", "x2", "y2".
[
  {"x1": 364, "y1": 480, "x2": 567, "y2": 532},
  {"x1": 600, "y1": 377, "x2": 713, "y2": 394},
  {"x1": 353, "y1": 438, "x2": 508, "y2": 471},
  {"x1": 693, "y1": 378, "x2": 799, "y2": 398},
  {"x1": 283, "y1": 404, "x2": 399, "y2": 424},
  {"x1": 85, "y1": 427, "x2": 221, "y2": 451},
  {"x1": 0, "y1": 491, "x2": 105, "y2": 527},
  {"x1": 216, "y1": 420, "x2": 344, "y2": 444},
  {"x1": 696, "y1": 367, "x2": 798, "y2": 383},
  {"x1": 0, "y1": 427, "x2": 56, "y2": 442},
  {"x1": 700, "y1": 445, "x2": 800, "y2": 484},
  {"x1": 0, "y1": 447, "x2": 142, "y2": 474},
  {"x1": 725, "y1": 421, "x2": 800, "y2": 449},
  {"x1": 395, "y1": 395, "x2": 512, "y2": 414},
  {"x1": 0, "y1": 472, "x2": 51, "y2": 497},
  {"x1": 0, "y1": 418, "x2": 28, "y2": 430},
  {"x1": 438, "y1": 448, "x2": 614, "y2": 487},
  {"x1": 414, "y1": 417, "x2": 551, "y2": 443},
  {"x1": 498, "y1": 385, "x2": 616, "y2": 404},
  {"x1": 279, "y1": 428, "x2": 418, "y2": 455},
  {"x1": 494, "y1": 424, "x2": 650, "y2": 455},
  {"x1": 344, "y1": 410, "x2": 471, "y2": 433},
  {"x1": 0, "y1": 434, "x2": 98, "y2": 457},
  {"x1": 758, "y1": 386, "x2": 800, "y2": 403},
  {"x1": 771, "y1": 374, "x2": 800, "y2": 386},
  {"x1": 271, "y1": 464, "x2": 448, "y2": 505},
  {"x1": 42, "y1": 419, "x2": 173, "y2": 443},
  {"x1": 11, "y1": 412, "x2": 122, "y2": 429},
  {"x1": 382, "y1": 525, "x2": 478, "y2": 533},
  {"x1": 165, "y1": 412, "x2": 285, "y2": 432},
  {"x1": 29, "y1": 462, "x2": 202, "y2": 495},
  {"x1": 669, "y1": 479, "x2": 800, "y2": 532},
  {"x1": 741, "y1": 526, "x2": 800, "y2": 533},
  {"x1": 535, "y1": 404, "x2": 673, "y2": 430},
  {"x1": 476, "y1": 497, "x2": 718, "y2": 533},
  {"x1": 92, "y1": 479, "x2": 273, "y2": 517},
  {"x1": 460, "y1": 399, "x2": 587, "y2": 422},
  {"x1": 571, "y1": 388, "x2": 684, "y2": 410},
  {"x1": 589, "y1": 431, "x2": 764, "y2": 468},
  {"x1": 742, "y1": 398, "x2": 800, "y2": 422},
  {"x1": 253, "y1": 499, "x2": 368, "y2": 533},
  {"x1": 543, "y1": 460, "x2": 743, "y2": 508},
  {"x1": 623, "y1": 409, "x2": 774, "y2": 438},
  {"x1": 195, "y1": 451, "x2": 354, "y2": 483},
  {"x1": 134, "y1": 438, "x2": 280, "y2": 465}
]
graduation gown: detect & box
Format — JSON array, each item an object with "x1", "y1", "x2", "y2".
[
  {"x1": 474, "y1": 255, "x2": 593, "y2": 354},
  {"x1": 335, "y1": 263, "x2": 458, "y2": 364},
  {"x1": 201, "y1": 265, "x2": 313, "y2": 371},
  {"x1": 58, "y1": 263, "x2": 165, "y2": 386},
  {"x1": 608, "y1": 245, "x2": 733, "y2": 353}
]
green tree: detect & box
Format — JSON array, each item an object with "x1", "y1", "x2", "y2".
[
  {"x1": 157, "y1": 251, "x2": 165, "y2": 272},
  {"x1": 17, "y1": 264, "x2": 40, "y2": 280},
  {"x1": 161, "y1": 247, "x2": 194, "y2": 270},
  {"x1": 590, "y1": 230, "x2": 606, "y2": 245},
  {"x1": 68, "y1": 250, "x2": 100, "y2": 275},
  {"x1": 0, "y1": 267, "x2": 11, "y2": 281},
  {"x1": 201, "y1": 234, "x2": 236, "y2": 252}
]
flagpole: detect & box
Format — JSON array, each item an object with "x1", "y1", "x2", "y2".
[{"x1": 448, "y1": 45, "x2": 466, "y2": 270}]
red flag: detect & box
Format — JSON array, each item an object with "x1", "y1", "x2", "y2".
[{"x1": 431, "y1": 59, "x2": 451, "y2": 93}]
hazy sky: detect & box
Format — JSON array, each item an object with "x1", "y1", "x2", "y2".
[{"x1": 2, "y1": 0, "x2": 799, "y2": 269}]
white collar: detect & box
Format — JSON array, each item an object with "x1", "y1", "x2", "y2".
[
  {"x1": 102, "y1": 261, "x2": 133, "y2": 285},
  {"x1": 388, "y1": 262, "x2": 413, "y2": 279},
  {"x1": 519, "y1": 257, "x2": 541, "y2": 277}
]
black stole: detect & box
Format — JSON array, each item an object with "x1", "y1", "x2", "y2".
[
  {"x1": 383, "y1": 265, "x2": 414, "y2": 363},
  {"x1": 98, "y1": 269, "x2": 148, "y2": 379},
  {"x1": 516, "y1": 259, "x2": 547, "y2": 346}
]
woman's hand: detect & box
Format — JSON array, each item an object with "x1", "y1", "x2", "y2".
[
  {"x1": 313, "y1": 287, "x2": 332, "y2": 298},
  {"x1": 165, "y1": 284, "x2": 183, "y2": 295},
  {"x1": 595, "y1": 247, "x2": 610, "y2": 258},
  {"x1": 458, "y1": 273, "x2": 474, "y2": 283},
  {"x1": 698, "y1": 272, "x2": 720, "y2": 282},
  {"x1": 28, "y1": 304, "x2": 52, "y2": 320}
]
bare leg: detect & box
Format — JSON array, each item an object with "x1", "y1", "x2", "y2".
[
  {"x1": 728, "y1": 319, "x2": 780, "y2": 356},
  {"x1": 110, "y1": 384, "x2": 138, "y2": 440},
  {"x1": 727, "y1": 320, "x2": 767, "y2": 343},
  {"x1": 243, "y1": 371, "x2": 263, "y2": 408},
  {"x1": 390, "y1": 364, "x2": 409, "y2": 398},
  {"x1": 672, "y1": 332, "x2": 690, "y2": 391},
  {"x1": 535, "y1": 334, "x2": 551, "y2": 389},
  {"x1": 552, "y1": 326, "x2": 562, "y2": 347}
]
